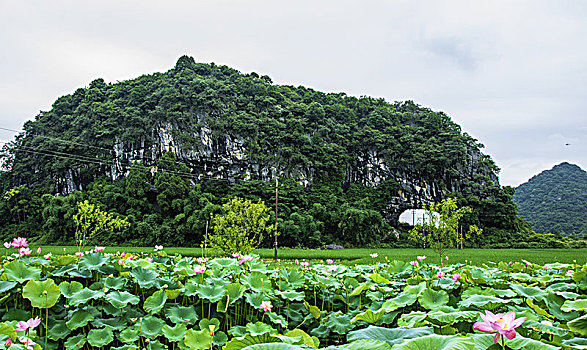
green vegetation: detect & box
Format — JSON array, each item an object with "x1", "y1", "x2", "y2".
[
  {"x1": 514, "y1": 162, "x2": 587, "y2": 237},
  {"x1": 73, "y1": 200, "x2": 130, "y2": 251},
  {"x1": 0, "y1": 56, "x2": 580, "y2": 249},
  {"x1": 209, "y1": 197, "x2": 274, "y2": 255},
  {"x1": 1, "y1": 238, "x2": 586, "y2": 349},
  {"x1": 34, "y1": 246, "x2": 587, "y2": 266},
  {"x1": 409, "y1": 198, "x2": 480, "y2": 265}
]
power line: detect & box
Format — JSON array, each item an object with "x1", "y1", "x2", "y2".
[
  {"x1": 3, "y1": 141, "x2": 201, "y2": 182},
  {"x1": 0, "y1": 125, "x2": 202, "y2": 173},
  {"x1": 0, "y1": 126, "x2": 201, "y2": 180}
]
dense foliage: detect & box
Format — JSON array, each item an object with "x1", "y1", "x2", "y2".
[
  {"x1": 513, "y1": 162, "x2": 587, "y2": 238},
  {"x1": 0, "y1": 56, "x2": 564, "y2": 247},
  {"x1": 1, "y1": 239, "x2": 586, "y2": 349}
]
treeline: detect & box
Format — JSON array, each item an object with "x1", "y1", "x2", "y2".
[{"x1": 2, "y1": 153, "x2": 583, "y2": 248}]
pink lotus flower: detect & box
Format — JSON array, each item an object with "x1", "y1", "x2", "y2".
[
  {"x1": 417, "y1": 255, "x2": 426, "y2": 262},
  {"x1": 15, "y1": 317, "x2": 41, "y2": 332},
  {"x1": 193, "y1": 265, "x2": 207, "y2": 274},
  {"x1": 36, "y1": 247, "x2": 41, "y2": 254},
  {"x1": 75, "y1": 252, "x2": 84, "y2": 257},
  {"x1": 409, "y1": 260, "x2": 419, "y2": 267},
  {"x1": 239, "y1": 255, "x2": 253, "y2": 264},
  {"x1": 260, "y1": 301, "x2": 272, "y2": 312},
  {"x1": 232, "y1": 253, "x2": 240, "y2": 258},
  {"x1": 4, "y1": 337, "x2": 11, "y2": 347},
  {"x1": 95, "y1": 246, "x2": 105, "y2": 252},
  {"x1": 566, "y1": 270, "x2": 574, "y2": 276},
  {"x1": 11, "y1": 237, "x2": 28, "y2": 248},
  {"x1": 295, "y1": 259, "x2": 299, "y2": 264},
  {"x1": 3, "y1": 242, "x2": 10, "y2": 249},
  {"x1": 451, "y1": 273, "x2": 462, "y2": 281},
  {"x1": 508, "y1": 261, "x2": 513, "y2": 266},
  {"x1": 196, "y1": 257, "x2": 207, "y2": 264},
  {"x1": 300, "y1": 261, "x2": 309, "y2": 268},
  {"x1": 118, "y1": 259, "x2": 126, "y2": 266},
  {"x1": 18, "y1": 248, "x2": 32, "y2": 257},
  {"x1": 147, "y1": 257, "x2": 153, "y2": 263},
  {"x1": 445, "y1": 256, "x2": 449, "y2": 261},
  {"x1": 44, "y1": 253, "x2": 52, "y2": 259},
  {"x1": 436, "y1": 271, "x2": 445, "y2": 279},
  {"x1": 473, "y1": 310, "x2": 526, "y2": 344},
  {"x1": 326, "y1": 259, "x2": 334, "y2": 264},
  {"x1": 18, "y1": 336, "x2": 36, "y2": 350}
]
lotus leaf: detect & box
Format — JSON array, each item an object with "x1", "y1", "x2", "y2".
[
  {"x1": 246, "y1": 322, "x2": 275, "y2": 336},
  {"x1": 117, "y1": 327, "x2": 140, "y2": 343},
  {"x1": 266, "y1": 312, "x2": 288, "y2": 328},
  {"x1": 418, "y1": 288, "x2": 449, "y2": 310},
  {"x1": 562, "y1": 299, "x2": 587, "y2": 312},
  {"x1": 87, "y1": 327, "x2": 114, "y2": 347},
  {"x1": 184, "y1": 328, "x2": 212, "y2": 350},
  {"x1": 59, "y1": 281, "x2": 84, "y2": 298},
  {"x1": 458, "y1": 295, "x2": 518, "y2": 309},
  {"x1": 303, "y1": 301, "x2": 321, "y2": 319},
  {"x1": 214, "y1": 330, "x2": 229, "y2": 346},
  {"x1": 64, "y1": 334, "x2": 86, "y2": 350},
  {"x1": 510, "y1": 284, "x2": 549, "y2": 302},
  {"x1": 242, "y1": 271, "x2": 273, "y2": 293},
  {"x1": 105, "y1": 291, "x2": 140, "y2": 309},
  {"x1": 23, "y1": 278, "x2": 61, "y2": 308},
  {"x1": 381, "y1": 292, "x2": 418, "y2": 311},
  {"x1": 351, "y1": 309, "x2": 385, "y2": 324},
  {"x1": 166, "y1": 305, "x2": 199, "y2": 325},
  {"x1": 224, "y1": 333, "x2": 281, "y2": 350},
  {"x1": 130, "y1": 267, "x2": 159, "y2": 288},
  {"x1": 4, "y1": 260, "x2": 41, "y2": 283},
  {"x1": 242, "y1": 344, "x2": 304, "y2": 350},
  {"x1": 144, "y1": 290, "x2": 167, "y2": 314},
  {"x1": 569, "y1": 314, "x2": 587, "y2": 337},
  {"x1": 162, "y1": 323, "x2": 187, "y2": 342},
  {"x1": 326, "y1": 312, "x2": 354, "y2": 334},
  {"x1": 103, "y1": 276, "x2": 126, "y2": 290},
  {"x1": 347, "y1": 326, "x2": 433, "y2": 346},
  {"x1": 196, "y1": 284, "x2": 225, "y2": 303},
  {"x1": 69, "y1": 288, "x2": 104, "y2": 306},
  {"x1": 0, "y1": 281, "x2": 17, "y2": 294},
  {"x1": 391, "y1": 334, "x2": 474, "y2": 350},
  {"x1": 141, "y1": 316, "x2": 166, "y2": 338},
  {"x1": 225, "y1": 283, "x2": 247, "y2": 304},
  {"x1": 426, "y1": 310, "x2": 478, "y2": 325},
  {"x1": 47, "y1": 321, "x2": 71, "y2": 341},
  {"x1": 78, "y1": 252, "x2": 110, "y2": 271},
  {"x1": 66, "y1": 309, "x2": 95, "y2": 330}
]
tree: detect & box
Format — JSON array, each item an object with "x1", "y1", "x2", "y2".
[
  {"x1": 409, "y1": 197, "x2": 481, "y2": 266},
  {"x1": 73, "y1": 200, "x2": 130, "y2": 250},
  {"x1": 208, "y1": 197, "x2": 274, "y2": 256}
]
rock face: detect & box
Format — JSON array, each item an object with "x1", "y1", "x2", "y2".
[{"x1": 8, "y1": 57, "x2": 499, "y2": 225}]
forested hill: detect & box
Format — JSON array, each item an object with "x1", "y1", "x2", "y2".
[
  {"x1": 514, "y1": 162, "x2": 587, "y2": 237},
  {"x1": 0, "y1": 55, "x2": 525, "y2": 247}
]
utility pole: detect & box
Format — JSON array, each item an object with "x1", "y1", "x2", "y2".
[
  {"x1": 274, "y1": 178, "x2": 278, "y2": 261},
  {"x1": 422, "y1": 212, "x2": 426, "y2": 249}
]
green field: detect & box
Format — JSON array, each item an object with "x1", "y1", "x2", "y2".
[{"x1": 35, "y1": 246, "x2": 586, "y2": 266}]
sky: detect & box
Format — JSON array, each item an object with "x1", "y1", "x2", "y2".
[{"x1": 1, "y1": 0, "x2": 585, "y2": 186}]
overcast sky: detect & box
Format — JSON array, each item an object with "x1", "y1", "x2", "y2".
[{"x1": 1, "y1": 0, "x2": 585, "y2": 186}]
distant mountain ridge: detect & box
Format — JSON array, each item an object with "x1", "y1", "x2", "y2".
[{"x1": 513, "y1": 162, "x2": 587, "y2": 237}]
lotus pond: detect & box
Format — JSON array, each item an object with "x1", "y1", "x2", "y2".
[{"x1": 1, "y1": 242, "x2": 587, "y2": 349}]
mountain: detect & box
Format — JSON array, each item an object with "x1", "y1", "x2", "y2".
[
  {"x1": 514, "y1": 162, "x2": 587, "y2": 237},
  {"x1": 0, "y1": 56, "x2": 521, "y2": 247}
]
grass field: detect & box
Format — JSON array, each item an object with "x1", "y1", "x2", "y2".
[{"x1": 34, "y1": 246, "x2": 586, "y2": 266}]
